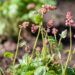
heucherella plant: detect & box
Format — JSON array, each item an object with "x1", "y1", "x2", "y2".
[{"x1": 2, "y1": 0, "x2": 75, "y2": 75}]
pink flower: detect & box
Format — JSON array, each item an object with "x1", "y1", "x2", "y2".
[
  {"x1": 36, "y1": 46, "x2": 41, "y2": 51},
  {"x1": 44, "y1": 40, "x2": 49, "y2": 45},
  {"x1": 42, "y1": 8, "x2": 48, "y2": 14},
  {"x1": 23, "y1": 22, "x2": 30, "y2": 28},
  {"x1": 5, "y1": 71, "x2": 13, "y2": 75},
  {"x1": 45, "y1": 4, "x2": 57, "y2": 10},
  {"x1": 42, "y1": 4, "x2": 56, "y2": 14},
  {"x1": 42, "y1": 5, "x2": 45, "y2": 8},
  {"x1": 10, "y1": 42, "x2": 16, "y2": 47},
  {"x1": 55, "y1": 61, "x2": 60, "y2": 65},
  {"x1": 45, "y1": 4, "x2": 50, "y2": 9},
  {"x1": 52, "y1": 28, "x2": 58, "y2": 35},
  {"x1": 31, "y1": 24, "x2": 39, "y2": 33},
  {"x1": 47, "y1": 28, "x2": 50, "y2": 33},
  {"x1": 65, "y1": 12, "x2": 75, "y2": 26},
  {"x1": 72, "y1": 24, "x2": 75, "y2": 27},
  {"x1": 47, "y1": 20, "x2": 54, "y2": 28},
  {"x1": 29, "y1": 54, "x2": 31, "y2": 57},
  {"x1": 73, "y1": 35, "x2": 75, "y2": 38},
  {"x1": 19, "y1": 25, "x2": 23, "y2": 29},
  {"x1": 27, "y1": 3, "x2": 35, "y2": 9},
  {"x1": 32, "y1": 11, "x2": 37, "y2": 14},
  {"x1": 48, "y1": 20, "x2": 54, "y2": 25},
  {"x1": 25, "y1": 45, "x2": 30, "y2": 52},
  {"x1": 49, "y1": 5, "x2": 57, "y2": 10}
]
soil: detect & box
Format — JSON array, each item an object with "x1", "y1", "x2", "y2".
[{"x1": 0, "y1": 1, "x2": 75, "y2": 71}]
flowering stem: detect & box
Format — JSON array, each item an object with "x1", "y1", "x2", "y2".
[
  {"x1": 31, "y1": 27, "x2": 41, "y2": 60},
  {"x1": 63, "y1": 25, "x2": 72, "y2": 75},
  {"x1": 50, "y1": 43, "x2": 53, "y2": 55},
  {"x1": 59, "y1": 38, "x2": 62, "y2": 45},
  {"x1": 41, "y1": 12, "x2": 44, "y2": 44},
  {"x1": 47, "y1": 45, "x2": 50, "y2": 55},
  {"x1": 27, "y1": 51, "x2": 29, "y2": 65},
  {"x1": 54, "y1": 34, "x2": 57, "y2": 40},
  {"x1": 58, "y1": 38, "x2": 64, "y2": 73},
  {"x1": 13, "y1": 29, "x2": 22, "y2": 75}
]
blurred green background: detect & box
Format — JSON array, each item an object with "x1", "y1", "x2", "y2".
[
  {"x1": 0, "y1": 0, "x2": 72, "y2": 40},
  {"x1": 0, "y1": 0, "x2": 44, "y2": 39}
]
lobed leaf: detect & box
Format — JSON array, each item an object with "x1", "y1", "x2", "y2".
[{"x1": 60, "y1": 29, "x2": 67, "y2": 39}]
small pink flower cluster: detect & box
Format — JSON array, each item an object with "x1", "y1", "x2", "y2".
[
  {"x1": 47, "y1": 20, "x2": 54, "y2": 28},
  {"x1": 65, "y1": 12, "x2": 75, "y2": 26},
  {"x1": 36, "y1": 46, "x2": 41, "y2": 51},
  {"x1": 46, "y1": 20, "x2": 58, "y2": 35},
  {"x1": 44, "y1": 40, "x2": 49, "y2": 45},
  {"x1": 47, "y1": 28, "x2": 50, "y2": 33},
  {"x1": 23, "y1": 22, "x2": 30, "y2": 28},
  {"x1": 73, "y1": 35, "x2": 75, "y2": 38},
  {"x1": 25, "y1": 45, "x2": 30, "y2": 52},
  {"x1": 27, "y1": 3, "x2": 35, "y2": 9},
  {"x1": 52, "y1": 28, "x2": 58, "y2": 35},
  {"x1": 20, "y1": 22, "x2": 39, "y2": 33},
  {"x1": 31, "y1": 24, "x2": 39, "y2": 33},
  {"x1": 42, "y1": 4, "x2": 57, "y2": 14}
]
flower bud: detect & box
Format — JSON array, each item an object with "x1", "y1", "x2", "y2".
[
  {"x1": 45, "y1": 4, "x2": 50, "y2": 9},
  {"x1": 42, "y1": 8, "x2": 48, "y2": 14},
  {"x1": 55, "y1": 61, "x2": 60, "y2": 65},
  {"x1": 25, "y1": 45, "x2": 30, "y2": 52},
  {"x1": 47, "y1": 20, "x2": 54, "y2": 28},
  {"x1": 72, "y1": 24, "x2": 75, "y2": 27},
  {"x1": 44, "y1": 40, "x2": 49, "y2": 45},
  {"x1": 23, "y1": 22, "x2": 30, "y2": 29},
  {"x1": 31, "y1": 24, "x2": 39, "y2": 33},
  {"x1": 65, "y1": 12, "x2": 75, "y2": 26},
  {"x1": 27, "y1": 3, "x2": 35, "y2": 9},
  {"x1": 42, "y1": 5, "x2": 45, "y2": 8},
  {"x1": 49, "y1": 5, "x2": 57, "y2": 10},
  {"x1": 47, "y1": 28, "x2": 50, "y2": 33},
  {"x1": 52, "y1": 28, "x2": 58, "y2": 35},
  {"x1": 19, "y1": 25, "x2": 23, "y2": 29},
  {"x1": 32, "y1": 11, "x2": 37, "y2": 14},
  {"x1": 73, "y1": 35, "x2": 75, "y2": 38},
  {"x1": 36, "y1": 46, "x2": 41, "y2": 51}
]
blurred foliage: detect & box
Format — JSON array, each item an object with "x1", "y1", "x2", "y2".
[
  {"x1": 4, "y1": 52, "x2": 14, "y2": 59},
  {"x1": 0, "y1": 0, "x2": 44, "y2": 39},
  {"x1": 7, "y1": 54, "x2": 75, "y2": 75},
  {"x1": 0, "y1": 0, "x2": 57, "y2": 40}
]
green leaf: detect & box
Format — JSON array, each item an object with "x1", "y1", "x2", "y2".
[
  {"x1": 0, "y1": 22, "x2": 5, "y2": 34},
  {"x1": 19, "y1": 54, "x2": 29, "y2": 65},
  {"x1": 20, "y1": 41, "x2": 27, "y2": 47},
  {"x1": 48, "y1": 36, "x2": 56, "y2": 44},
  {"x1": 31, "y1": 58, "x2": 43, "y2": 67},
  {"x1": 8, "y1": 4, "x2": 18, "y2": 18},
  {"x1": 35, "y1": 15, "x2": 42, "y2": 24},
  {"x1": 25, "y1": 70, "x2": 35, "y2": 75},
  {"x1": 45, "y1": 0, "x2": 57, "y2": 6},
  {"x1": 73, "y1": 68, "x2": 75, "y2": 75},
  {"x1": 34, "y1": 66, "x2": 48, "y2": 75},
  {"x1": 65, "y1": 68, "x2": 73, "y2": 75},
  {"x1": 4, "y1": 52, "x2": 14, "y2": 58},
  {"x1": 60, "y1": 30, "x2": 67, "y2": 39},
  {"x1": 68, "y1": 67, "x2": 74, "y2": 75},
  {"x1": 48, "y1": 70, "x2": 57, "y2": 75}
]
